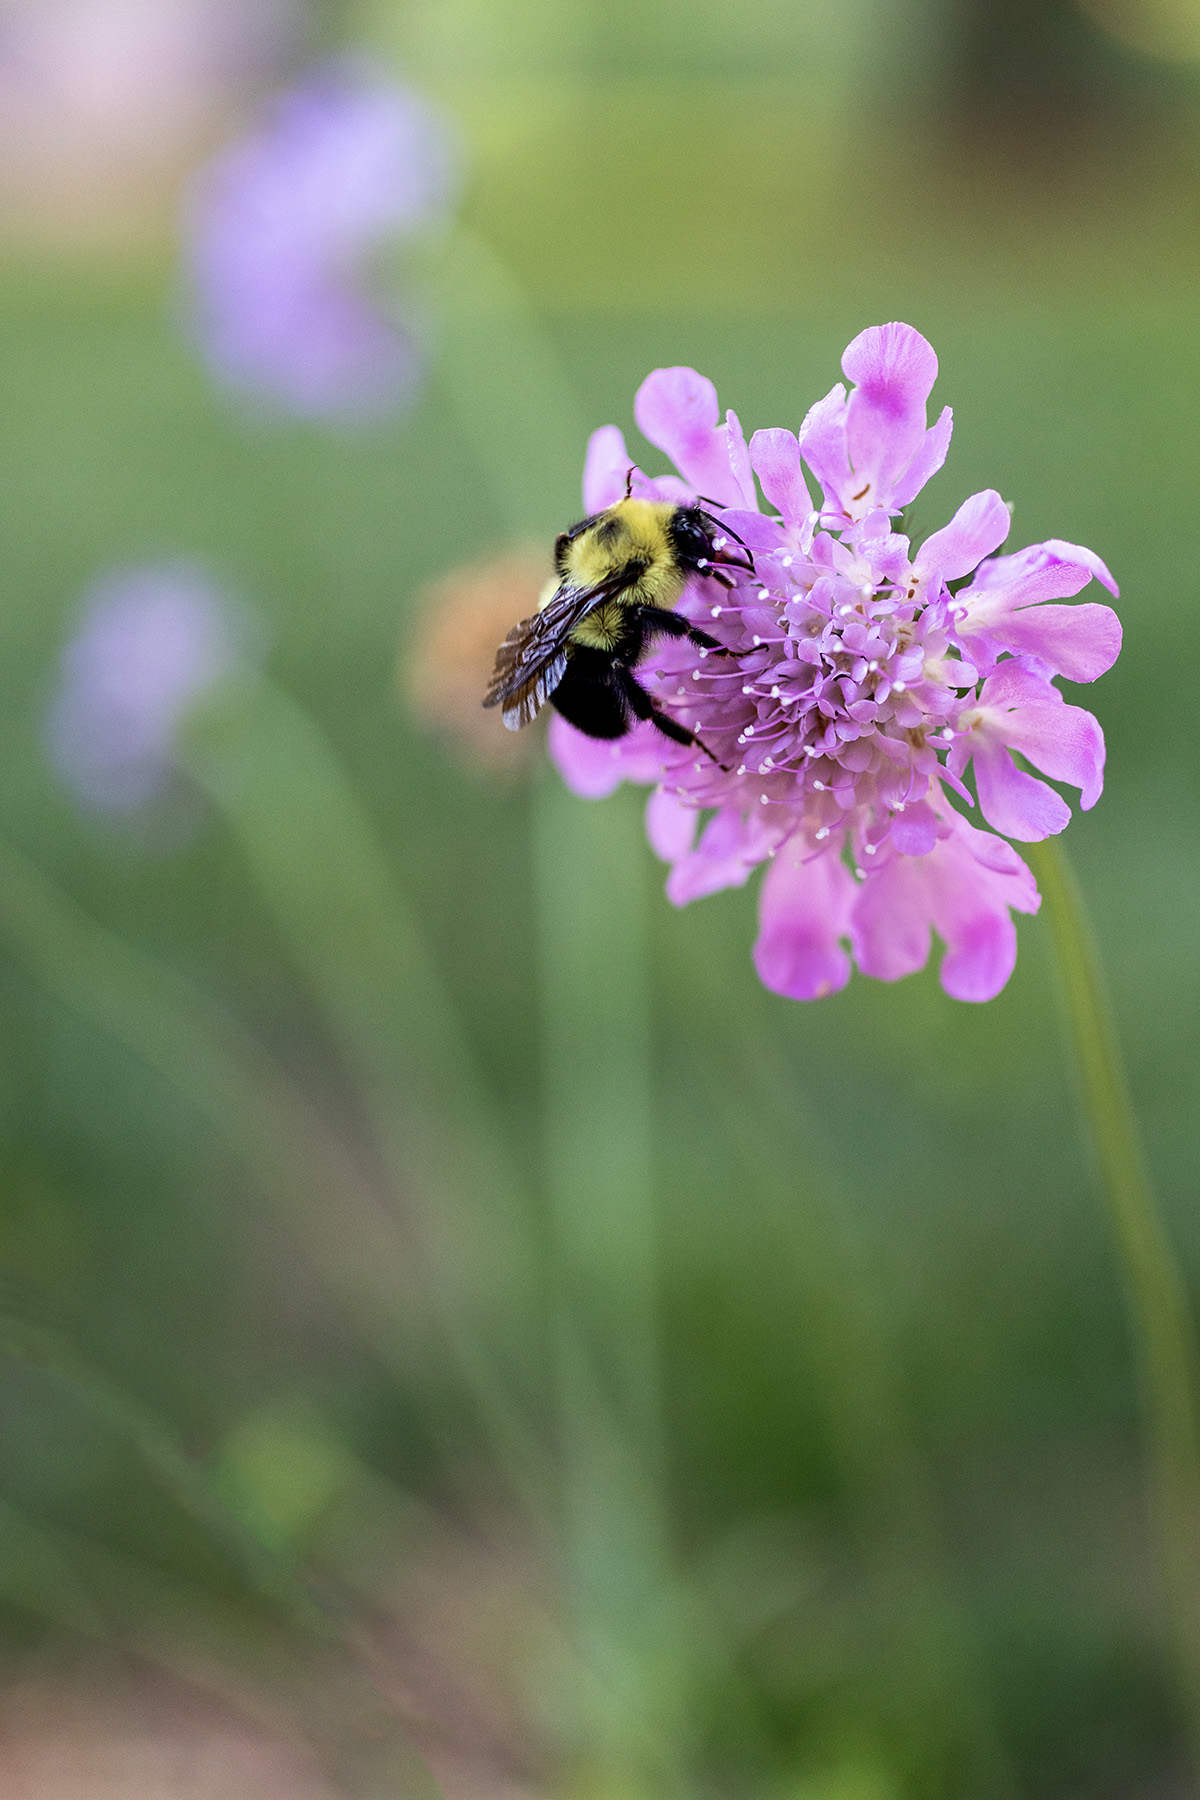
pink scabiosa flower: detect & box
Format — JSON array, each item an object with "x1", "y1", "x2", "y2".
[
  {"x1": 185, "y1": 57, "x2": 458, "y2": 419},
  {"x1": 550, "y1": 325, "x2": 1121, "y2": 1003}
]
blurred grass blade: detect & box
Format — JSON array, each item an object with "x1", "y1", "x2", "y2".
[
  {"x1": 433, "y1": 228, "x2": 684, "y2": 1780},
  {"x1": 0, "y1": 831, "x2": 534, "y2": 1499},
  {"x1": 534, "y1": 772, "x2": 681, "y2": 1786},
  {"x1": 689, "y1": 1026, "x2": 1014, "y2": 1794},
  {"x1": 0, "y1": 1303, "x2": 326, "y2": 1633},
  {"x1": 1031, "y1": 835, "x2": 1200, "y2": 1778},
  {"x1": 434, "y1": 226, "x2": 590, "y2": 536},
  {"x1": 0, "y1": 1495, "x2": 441, "y2": 1800},
  {"x1": 181, "y1": 678, "x2": 546, "y2": 1502}
]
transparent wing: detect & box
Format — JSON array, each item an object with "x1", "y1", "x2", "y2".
[{"x1": 483, "y1": 577, "x2": 624, "y2": 730}]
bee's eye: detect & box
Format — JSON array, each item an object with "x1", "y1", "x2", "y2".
[{"x1": 670, "y1": 513, "x2": 712, "y2": 568}]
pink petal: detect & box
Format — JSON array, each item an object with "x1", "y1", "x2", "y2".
[
  {"x1": 1000, "y1": 703, "x2": 1106, "y2": 810},
  {"x1": 548, "y1": 714, "x2": 665, "y2": 798},
  {"x1": 850, "y1": 853, "x2": 933, "y2": 983},
  {"x1": 634, "y1": 367, "x2": 745, "y2": 507},
  {"x1": 1042, "y1": 537, "x2": 1119, "y2": 597},
  {"x1": 937, "y1": 909, "x2": 1018, "y2": 1003},
  {"x1": 645, "y1": 786, "x2": 699, "y2": 862},
  {"x1": 891, "y1": 405, "x2": 953, "y2": 508},
  {"x1": 916, "y1": 489, "x2": 1011, "y2": 582},
  {"x1": 962, "y1": 557, "x2": 1093, "y2": 615},
  {"x1": 851, "y1": 809, "x2": 1038, "y2": 1000},
  {"x1": 749, "y1": 428, "x2": 812, "y2": 527},
  {"x1": 583, "y1": 424, "x2": 635, "y2": 511},
  {"x1": 928, "y1": 816, "x2": 1039, "y2": 1001},
  {"x1": 752, "y1": 837, "x2": 855, "y2": 1000},
  {"x1": 797, "y1": 383, "x2": 852, "y2": 510},
  {"x1": 978, "y1": 601, "x2": 1122, "y2": 684},
  {"x1": 973, "y1": 740, "x2": 1072, "y2": 841},
  {"x1": 723, "y1": 409, "x2": 758, "y2": 510},
  {"x1": 890, "y1": 799, "x2": 940, "y2": 856},
  {"x1": 665, "y1": 807, "x2": 760, "y2": 905},
  {"x1": 842, "y1": 323, "x2": 938, "y2": 501}
]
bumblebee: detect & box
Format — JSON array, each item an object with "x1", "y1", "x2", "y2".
[{"x1": 483, "y1": 492, "x2": 752, "y2": 759}]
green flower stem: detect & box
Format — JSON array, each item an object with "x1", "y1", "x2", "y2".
[{"x1": 1029, "y1": 836, "x2": 1200, "y2": 1772}]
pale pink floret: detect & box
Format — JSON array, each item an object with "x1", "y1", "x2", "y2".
[{"x1": 549, "y1": 323, "x2": 1120, "y2": 1003}]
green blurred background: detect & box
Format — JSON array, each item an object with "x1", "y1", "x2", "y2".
[{"x1": 0, "y1": 0, "x2": 1197, "y2": 1794}]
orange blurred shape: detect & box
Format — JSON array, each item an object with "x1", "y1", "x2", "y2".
[{"x1": 405, "y1": 548, "x2": 553, "y2": 776}]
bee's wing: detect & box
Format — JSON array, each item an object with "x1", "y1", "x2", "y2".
[{"x1": 483, "y1": 578, "x2": 620, "y2": 731}]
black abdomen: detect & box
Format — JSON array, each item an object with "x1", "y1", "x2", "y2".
[{"x1": 551, "y1": 647, "x2": 630, "y2": 738}]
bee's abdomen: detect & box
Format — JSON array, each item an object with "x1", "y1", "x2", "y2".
[{"x1": 570, "y1": 602, "x2": 631, "y2": 653}]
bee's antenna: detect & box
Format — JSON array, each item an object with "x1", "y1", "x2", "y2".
[{"x1": 624, "y1": 466, "x2": 635, "y2": 499}]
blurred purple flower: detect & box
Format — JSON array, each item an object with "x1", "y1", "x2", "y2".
[
  {"x1": 185, "y1": 59, "x2": 458, "y2": 418},
  {"x1": 46, "y1": 563, "x2": 241, "y2": 814},
  {"x1": 549, "y1": 324, "x2": 1121, "y2": 1003}
]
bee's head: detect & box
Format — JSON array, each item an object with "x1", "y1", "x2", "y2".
[{"x1": 667, "y1": 505, "x2": 720, "y2": 572}]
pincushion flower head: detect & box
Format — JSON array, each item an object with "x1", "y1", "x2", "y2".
[
  {"x1": 185, "y1": 57, "x2": 458, "y2": 418},
  {"x1": 549, "y1": 324, "x2": 1121, "y2": 1003}
]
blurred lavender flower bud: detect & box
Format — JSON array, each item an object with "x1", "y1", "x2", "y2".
[
  {"x1": 46, "y1": 562, "x2": 245, "y2": 817},
  {"x1": 184, "y1": 57, "x2": 460, "y2": 419}
]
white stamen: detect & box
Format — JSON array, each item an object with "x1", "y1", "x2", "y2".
[
  {"x1": 752, "y1": 635, "x2": 762, "y2": 646},
  {"x1": 714, "y1": 536, "x2": 728, "y2": 550},
  {"x1": 781, "y1": 554, "x2": 793, "y2": 567},
  {"x1": 742, "y1": 685, "x2": 755, "y2": 695},
  {"x1": 758, "y1": 588, "x2": 770, "y2": 600},
  {"x1": 816, "y1": 827, "x2": 830, "y2": 840},
  {"x1": 744, "y1": 725, "x2": 755, "y2": 737},
  {"x1": 894, "y1": 680, "x2": 907, "y2": 691},
  {"x1": 737, "y1": 764, "x2": 747, "y2": 774},
  {"x1": 698, "y1": 558, "x2": 709, "y2": 569},
  {"x1": 868, "y1": 660, "x2": 879, "y2": 671},
  {"x1": 839, "y1": 604, "x2": 854, "y2": 616},
  {"x1": 692, "y1": 669, "x2": 702, "y2": 680},
  {"x1": 812, "y1": 780, "x2": 826, "y2": 791},
  {"x1": 711, "y1": 606, "x2": 722, "y2": 617},
  {"x1": 865, "y1": 843, "x2": 877, "y2": 855},
  {"x1": 760, "y1": 794, "x2": 770, "y2": 804},
  {"x1": 771, "y1": 685, "x2": 780, "y2": 697}
]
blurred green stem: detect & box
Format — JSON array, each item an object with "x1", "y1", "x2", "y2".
[
  {"x1": 1030, "y1": 836, "x2": 1200, "y2": 1775},
  {"x1": 433, "y1": 226, "x2": 680, "y2": 1785},
  {"x1": 533, "y1": 772, "x2": 677, "y2": 1787},
  {"x1": 181, "y1": 680, "x2": 547, "y2": 1512}
]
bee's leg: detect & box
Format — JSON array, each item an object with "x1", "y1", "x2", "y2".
[
  {"x1": 636, "y1": 606, "x2": 735, "y2": 657},
  {"x1": 618, "y1": 670, "x2": 731, "y2": 772}
]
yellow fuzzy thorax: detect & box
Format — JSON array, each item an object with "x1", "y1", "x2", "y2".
[{"x1": 560, "y1": 498, "x2": 687, "y2": 615}]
